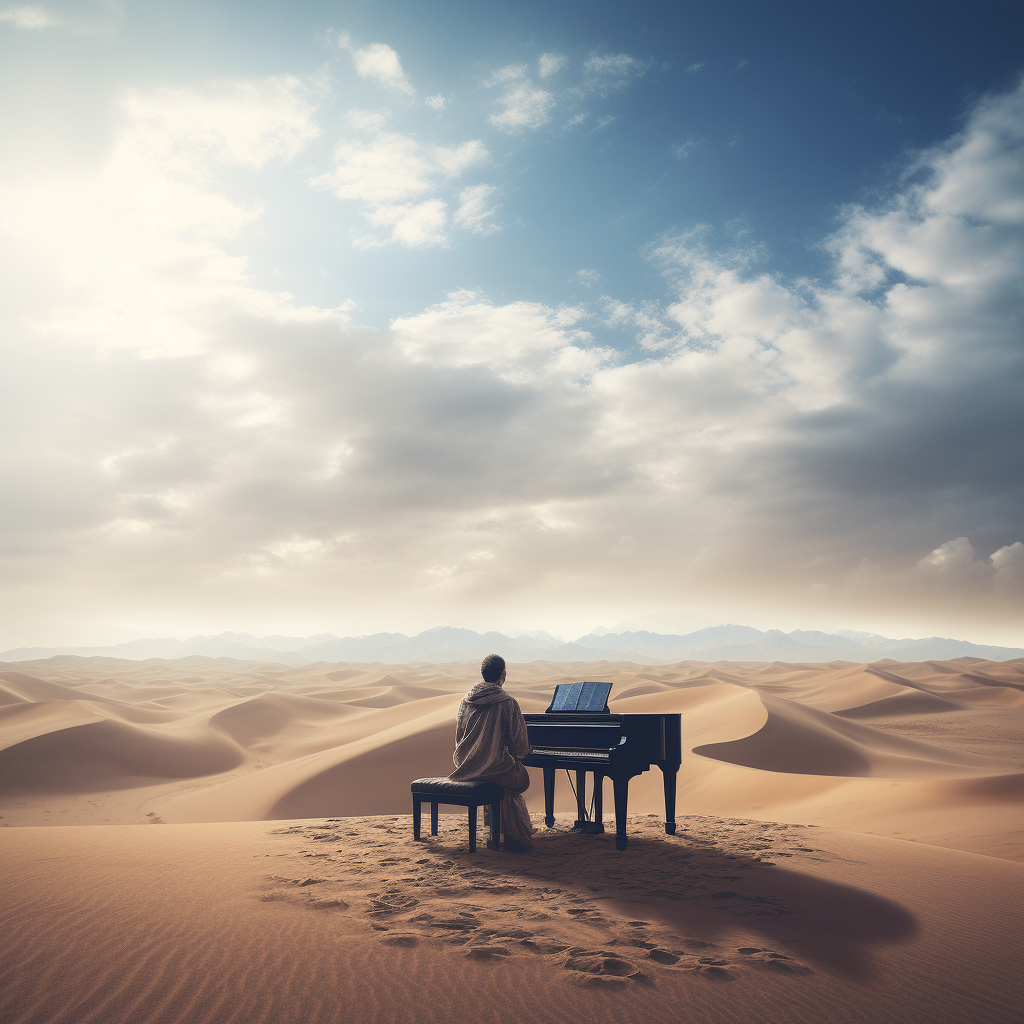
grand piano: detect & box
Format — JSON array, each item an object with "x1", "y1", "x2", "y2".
[{"x1": 523, "y1": 681, "x2": 681, "y2": 850}]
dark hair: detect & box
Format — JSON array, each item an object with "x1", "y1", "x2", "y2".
[{"x1": 480, "y1": 654, "x2": 506, "y2": 683}]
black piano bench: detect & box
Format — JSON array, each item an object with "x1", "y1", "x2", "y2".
[{"x1": 410, "y1": 778, "x2": 503, "y2": 853}]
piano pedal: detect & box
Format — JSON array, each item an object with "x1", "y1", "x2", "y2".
[{"x1": 571, "y1": 820, "x2": 605, "y2": 834}]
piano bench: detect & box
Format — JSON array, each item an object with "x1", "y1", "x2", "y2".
[{"x1": 410, "y1": 778, "x2": 503, "y2": 853}]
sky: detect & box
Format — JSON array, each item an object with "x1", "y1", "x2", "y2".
[{"x1": 1, "y1": 0, "x2": 1023, "y2": 648}]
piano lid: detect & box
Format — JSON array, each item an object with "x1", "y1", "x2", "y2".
[{"x1": 546, "y1": 681, "x2": 612, "y2": 713}]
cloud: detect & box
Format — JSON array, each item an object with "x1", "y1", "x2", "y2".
[
  {"x1": 339, "y1": 36, "x2": 414, "y2": 95},
  {"x1": 362, "y1": 199, "x2": 449, "y2": 248},
  {"x1": 486, "y1": 64, "x2": 528, "y2": 86},
  {"x1": 0, "y1": 5, "x2": 51, "y2": 27},
  {"x1": 122, "y1": 77, "x2": 320, "y2": 174},
  {"x1": 2, "y1": 72, "x2": 1023, "y2": 641},
  {"x1": 345, "y1": 108, "x2": 390, "y2": 130},
  {"x1": 0, "y1": 0, "x2": 120, "y2": 31},
  {"x1": 313, "y1": 136, "x2": 487, "y2": 205},
  {"x1": 576, "y1": 269, "x2": 600, "y2": 286},
  {"x1": 538, "y1": 52, "x2": 566, "y2": 78},
  {"x1": 311, "y1": 132, "x2": 488, "y2": 244},
  {"x1": 580, "y1": 52, "x2": 653, "y2": 94},
  {"x1": 424, "y1": 94, "x2": 446, "y2": 110},
  {"x1": 431, "y1": 139, "x2": 488, "y2": 177},
  {"x1": 453, "y1": 184, "x2": 501, "y2": 236},
  {"x1": 583, "y1": 53, "x2": 644, "y2": 77},
  {"x1": 391, "y1": 290, "x2": 604, "y2": 377},
  {"x1": 672, "y1": 137, "x2": 700, "y2": 160},
  {"x1": 486, "y1": 65, "x2": 554, "y2": 132}
]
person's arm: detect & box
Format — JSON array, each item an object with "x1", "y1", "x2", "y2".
[{"x1": 506, "y1": 698, "x2": 531, "y2": 758}]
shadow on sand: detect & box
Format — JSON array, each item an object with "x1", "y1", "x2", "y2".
[{"x1": 435, "y1": 815, "x2": 918, "y2": 980}]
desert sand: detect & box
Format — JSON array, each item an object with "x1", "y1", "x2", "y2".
[{"x1": 1, "y1": 655, "x2": 1022, "y2": 1023}]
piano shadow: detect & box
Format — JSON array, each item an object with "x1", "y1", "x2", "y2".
[{"x1": 446, "y1": 821, "x2": 918, "y2": 981}]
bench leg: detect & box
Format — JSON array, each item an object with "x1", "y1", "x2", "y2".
[
  {"x1": 469, "y1": 804, "x2": 479, "y2": 852},
  {"x1": 490, "y1": 801, "x2": 501, "y2": 851},
  {"x1": 413, "y1": 796, "x2": 421, "y2": 840},
  {"x1": 430, "y1": 801, "x2": 438, "y2": 836},
  {"x1": 543, "y1": 767, "x2": 555, "y2": 828}
]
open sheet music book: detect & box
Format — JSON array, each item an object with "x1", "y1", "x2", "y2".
[{"x1": 546, "y1": 681, "x2": 612, "y2": 713}]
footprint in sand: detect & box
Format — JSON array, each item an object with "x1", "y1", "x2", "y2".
[
  {"x1": 465, "y1": 945, "x2": 512, "y2": 959},
  {"x1": 308, "y1": 897, "x2": 349, "y2": 910},
  {"x1": 647, "y1": 948, "x2": 681, "y2": 965},
  {"x1": 562, "y1": 950, "x2": 643, "y2": 988},
  {"x1": 262, "y1": 817, "x2": 821, "y2": 986}
]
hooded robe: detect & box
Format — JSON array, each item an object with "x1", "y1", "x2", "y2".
[{"x1": 450, "y1": 681, "x2": 536, "y2": 848}]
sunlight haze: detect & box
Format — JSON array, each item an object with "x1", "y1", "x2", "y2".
[{"x1": 1, "y1": 0, "x2": 1022, "y2": 648}]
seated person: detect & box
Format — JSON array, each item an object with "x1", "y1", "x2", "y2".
[{"x1": 449, "y1": 654, "x2": 536, "y2": 852}]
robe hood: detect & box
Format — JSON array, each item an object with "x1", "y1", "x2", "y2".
[{"x1": 464, "y1": 681, "x2": 514, "y2": 707}]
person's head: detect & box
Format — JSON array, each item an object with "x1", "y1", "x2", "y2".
[{"x1": 480, "y1": 653, "x2": 506, "y2": 685}]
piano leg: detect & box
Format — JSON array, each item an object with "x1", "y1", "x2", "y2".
[
  {"x1": 543, "y1": 767, "x2": 555, "y2": 828},
  {"x1": 662, "y1": 767, "x2": 678, "y2": 835},
  {"x1": 594, "y1": 773, "x2": 605, "y2": 832},
  {"x1": 574, "y1": 769, "x2": 587, "y2": 827},
  {"x1": 612, "y1": 776, "x2": 629, "y2": 850}
]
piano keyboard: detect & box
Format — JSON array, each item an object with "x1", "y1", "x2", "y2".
[{"x1": 531, "y1": 747, "x2": 611, "y2": 761}]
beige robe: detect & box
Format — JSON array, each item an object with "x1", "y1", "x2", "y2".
[{"x1": 450, "y1": 682, "x2": 536, "y2": 848}]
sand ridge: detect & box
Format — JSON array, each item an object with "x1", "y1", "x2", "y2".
[{"x1": 1, "y1": 656, "x2": 1022, "y2": 861}]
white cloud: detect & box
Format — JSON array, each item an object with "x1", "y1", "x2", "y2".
[
  {"x1": 991, "y1": 542, "x2": 1024, "y2": 593},
  {"x1": 339, "y1": 36, "x2": 415, "y2": 95},
  {"x1": 345, "y1": 108, "x2": 390, "y2": 131},
  {"x1": 538, "y1": 52, "x2": 566, "y2": 78},
  {"x1": 672, "y1": 137, "x2": 700, "y2": 160},
  {"x1": 2, "y1": 71, "x2": 1023, "y2": 641},
  {"x1": 122, "y1": 77, "x2": 320, "y2": 174},
  {"x1": 0, "y1": 1, "x2": 119, "y2": 31},
  {"x1": 363, "y1": 199, "x2": 449, "y2": 248},
  {"x1": 312, "y1": 132, "x2": 488, "y2": 245},
  {"x1": 576, "y1": 269, "x2": 600, "y2": 286},
  {"x1": 431, "y1": 139, "x2": 488, "y2": 177},
  {"x1": 584, "y1": 53, "x2": 644, "y2": 77},
  {"x1": 315, "y1": 134, "x2": 487, "y2": 207},
  {"x1": 392, "y1": 290, "x2": 604, "y2": 377},
  {"x1": 580, "y1": 52, "x2": 653, "y2": 94},
  {"x1": 488, "y1": 74, "x2": 555, "y2": 132},
  {"x1": 687, "y1": 63, "x2": 705, "y2": 73},
  {"x1": 316, "y1": 134, "x2": 434, "y2": 204},
  {"x1": 0, "y1": 5, "x2": 51, "y2": 27},
  {"x1": 424, "y1": 94, "x2": 446, "y2": 110},
  {"x1": 486, "y1": 64, "x2": 528, "y2": 86},
  {"x1": 454, "y1": 184, "x2": 501, "y2": 236},
  {"x1": 919, "y1": 537, "x2": 978, "y2": 571}
]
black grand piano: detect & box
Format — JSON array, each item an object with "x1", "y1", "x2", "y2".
[{"x1": 523, "y1": 681, "x2": 681, "y2": 849}]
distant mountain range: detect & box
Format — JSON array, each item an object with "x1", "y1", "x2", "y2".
[{"x1": 3, "y1": 624, "x2": 1023, "y2": 665}]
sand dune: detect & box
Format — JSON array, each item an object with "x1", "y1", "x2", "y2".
[
  {"x1": 2, "y1": 655, "x2": 1021, "y2": 1023},
  {"x1": 1, "y1": 655, "x2": 1021, "y2": 862},
  {"x1": 1, "y1": 816, "x2": 1020, "y2": 1024}
]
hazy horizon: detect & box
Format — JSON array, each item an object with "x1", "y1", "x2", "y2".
[{"x1": 2, "y1": 1, "x2": 1023, "y2": 650}]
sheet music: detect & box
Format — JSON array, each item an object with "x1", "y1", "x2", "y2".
[
  {"x1": 578, "y1": 681, "x2": 610, "y2": 711},
  {"x1": 548, "y1": 681, "x2": 611, "y2": 711}
]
